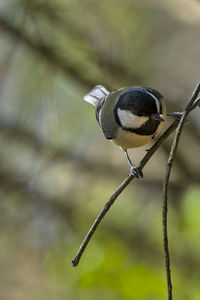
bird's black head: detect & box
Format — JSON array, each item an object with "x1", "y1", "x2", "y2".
[
  {"x1": 116, "y1": 87, "x2": 162, "y2": 117},
  {"x1": 114, "y1": 86, "x2": 164, "y2": 135}
]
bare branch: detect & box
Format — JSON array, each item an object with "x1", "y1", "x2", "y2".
[
  {"x1": 71, "y1": 120, "x2": 179, "y2": 267},
  {"x1": 72, "y1": 81, "x2": 200, "y2": 271},
  {"x1": 162, "y1": 81, "x2": 200, "y2": 300}
]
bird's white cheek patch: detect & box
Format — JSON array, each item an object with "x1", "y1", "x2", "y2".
[{"x1": 117, "y1": 109, "x2": 149, "y2": 128}]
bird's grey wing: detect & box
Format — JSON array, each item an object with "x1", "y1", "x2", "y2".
[{"x1": 98, "y1": 88, "x2": 126, "y2": 139}]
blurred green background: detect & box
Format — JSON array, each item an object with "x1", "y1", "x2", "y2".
[{"x1": 0, "y1": 0, "x2": 200, "y2": 299}]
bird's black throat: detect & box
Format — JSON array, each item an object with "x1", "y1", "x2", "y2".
[{"x1": 121, "y1": 119, "x2": 160, "y2": 135}]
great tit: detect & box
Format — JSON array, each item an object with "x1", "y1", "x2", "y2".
[{"x1": 84, "y1": 85, "x2": 166, "y2": 178}]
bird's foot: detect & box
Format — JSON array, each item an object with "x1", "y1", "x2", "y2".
[
  {"x1": 167, "y1": 112, "x2": 183, "y2": 120},
  {"x1": 130, "y1": 165, "x2": 143, "y2": 178},
  {"x1": 167, "y1": 112, "x2": 188, "y2": 124}
]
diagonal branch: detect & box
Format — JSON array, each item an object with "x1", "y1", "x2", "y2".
[
  {"x1": 162, "y1": 81, "x2": 200, "y2": 300},
  {"x1": 71, "y1": 120, "x2": 179, "y2": 266},
  {"x1": 72, "y1": 81, "x2": 200, "y2": 269}
]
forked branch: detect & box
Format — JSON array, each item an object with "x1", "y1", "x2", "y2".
[
  {"x1": 71, "y1": 82, "x2": 200, "y2": 275},
  {"x1": 71, "y1": 120, "x2": 179, "y2": 267},
  {"x1": 162, "y1": 81, "x2": 200, "y2": 300}
]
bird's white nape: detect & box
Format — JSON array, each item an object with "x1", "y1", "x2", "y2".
[
  {"x1": 145, "y1": 90, "x2": 161, "y2": 113},
  {"x1": 83, "y1": 85, "x2": 110, "y2": 107},
  {"x1": 117, "y1": 108, "x2": 149, "y2": 129}
]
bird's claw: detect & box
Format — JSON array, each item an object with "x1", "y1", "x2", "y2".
[
  {"x1": 167, "y1": 112, "x2": 188, "y2": 124},
  {"x1": 167, "y1": 112, "x2": 183, "y2": 119},
  {"x1": 130, "y1": 166, "x2": 143, "y2": 178}
]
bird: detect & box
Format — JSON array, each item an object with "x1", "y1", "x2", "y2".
[{"x1": 83, "y1": 85, "x2": 166, "y2": 178}]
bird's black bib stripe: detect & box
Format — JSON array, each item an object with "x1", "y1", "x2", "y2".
[{"x1": 122, "y1": 119, "x2": 160, "y2": 135}]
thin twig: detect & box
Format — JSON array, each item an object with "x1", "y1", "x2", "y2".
[
  {"x1": 162, "y1": 81, "x2": 200, "y2": 300},
  {"x1": 188, "y1": 97, "x2": 200, "y2": 112},
  {"x1": 71, "y1": 120, "x2": 179, "y2": 266}
]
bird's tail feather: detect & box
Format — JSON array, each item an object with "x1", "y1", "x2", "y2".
[{"x1": 83, "y1": 85, "x2": 110, "y2": 107}]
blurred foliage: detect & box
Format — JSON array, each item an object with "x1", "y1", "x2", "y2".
[{"x1": 0, "y1": 0, "x2": 200, "y2": 299}]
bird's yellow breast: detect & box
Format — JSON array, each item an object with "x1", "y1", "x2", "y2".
[
  {"x1": 113, "y1": 128, "x2": 152, "y2": 149},
  {"x1": 113, "y1": 119, "x2": 164, "y2": 149}
]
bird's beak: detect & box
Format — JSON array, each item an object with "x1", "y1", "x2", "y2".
[{"x1": 152, "y1": 113, "x2": 164, "y2": 122}]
